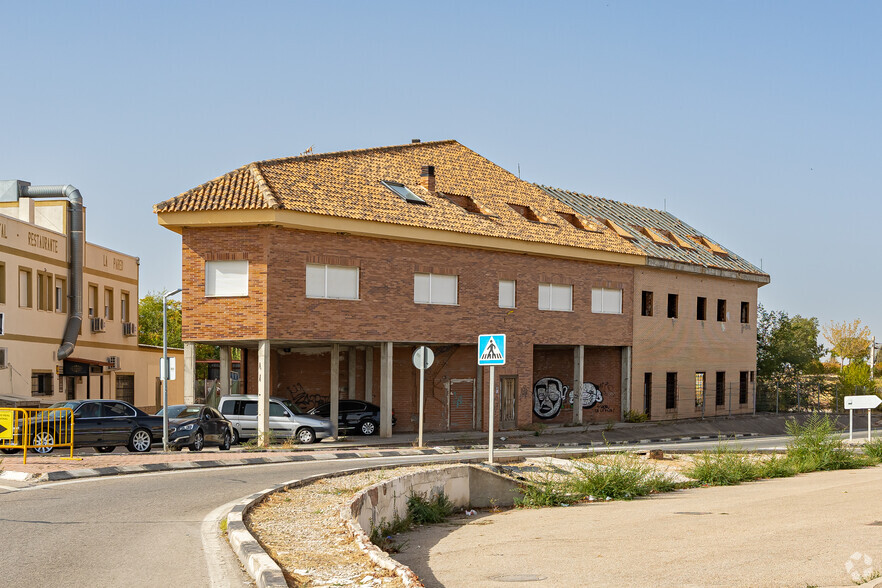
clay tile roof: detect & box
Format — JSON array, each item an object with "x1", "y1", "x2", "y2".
[{"x1": 155, "y1": 140, "x2": 644, "y2": 257}]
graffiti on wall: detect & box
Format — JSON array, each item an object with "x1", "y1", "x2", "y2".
[
  {"x1": 286, "y1": 383, "x2": 328, "y2": 411},
  {"x1": 533, "y1": 377, "x2": 604, "y2": 419}
]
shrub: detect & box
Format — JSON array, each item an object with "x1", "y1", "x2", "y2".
[
  {"x1": 685, "y1": 444, "x2": 764, "y2": 485},
  {"x1": 624, "y1": 410, "x2": 649, "y2": 423},
  {"x1": 863, "y1": 437, "x2": 882, "y2": 463},
  {"x1": 785, "y1": 414, "x2": 868, "y2": 472},
  {"x1": 407, "y1": 492, "x2": 454, "y2": 525}
]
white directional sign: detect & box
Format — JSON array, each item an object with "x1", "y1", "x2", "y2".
[
  {"x1": 478, "y1": 334, "x2": 506, "y2": 366},
  {"x1": 161, "y1": 357, "x2": 176, "y2": 381},
  {"x1": 844, "y1": 395, "x2": 882, "y2": 410}
]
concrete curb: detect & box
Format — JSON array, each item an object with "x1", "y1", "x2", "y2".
[{"x1": 0, "y1": 433, "x2": 762, "y2": 483}]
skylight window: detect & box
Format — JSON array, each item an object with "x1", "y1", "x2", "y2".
[
  {"x1": 556, "y1": 211, "x2": 587, "y2": 230},
  {"x1": 381, "y1": 181, "x2": 427, "y2": 205},
  {"x1": 442, "y1": 192, "x2": 485, "y2": 215}
]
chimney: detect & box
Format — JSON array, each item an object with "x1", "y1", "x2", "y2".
[{"x1": 420, "y1": 165, "x2": 435, "y2": 193}]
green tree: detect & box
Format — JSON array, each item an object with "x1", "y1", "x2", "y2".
[
  {"x1": 757, "y1": 304, "x2": 825, "y2": 379},
  {"x1": 839, "y1": 360, "x2": 874, "y2": 396}
]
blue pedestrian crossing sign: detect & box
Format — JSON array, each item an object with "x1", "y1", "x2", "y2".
[{"x1": 478, "y1": 334, "x2": 506, "y2": 366}]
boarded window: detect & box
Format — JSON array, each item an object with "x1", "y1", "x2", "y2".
[
  {"x1": 205, "y1": 260, "x2": 249, "y2": 297},
  {"x1": 591, "y1": 288, "x2": 622, "y2": 314},
  {"x1": 306, "y1": 264, "x2": 359, "y2": 300},
  {"x1": 414, "y1": 273, "x2": 458, "y2": 305},
  {"x1": 538, "y1": 283, "x2": 573, "y2": 312},
  {"x1": 498, "y1": 280, "x2": 516, "y2": 308}
]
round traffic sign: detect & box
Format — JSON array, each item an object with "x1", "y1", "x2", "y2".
[{"x1": 412, "y1": 346, "x2": 435, "y2": 369}]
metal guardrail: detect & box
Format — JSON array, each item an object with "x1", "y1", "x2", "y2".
[{"x1": 0, "y1": 407, "x2": 77, "y2": 464}]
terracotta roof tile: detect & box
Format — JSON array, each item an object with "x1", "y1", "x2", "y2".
[{"x1": 155, "y1": 140, "x2": 644, "y2": 257}]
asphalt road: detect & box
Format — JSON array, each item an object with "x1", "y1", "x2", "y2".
[{"x1": 0, "y1": 437, "x2": 793, "y2": 587}]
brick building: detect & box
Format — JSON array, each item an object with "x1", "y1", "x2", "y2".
[{"x1": 154, "y1": 140, "x2": 768, "y2": 438}]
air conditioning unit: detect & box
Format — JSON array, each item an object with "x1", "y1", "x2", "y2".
[
  {"x1": 0, "y1": 312, "x2": 4, "y2": 336},
  {"x1": 91, "y1": 317, "x2": 106, "y2": 333},
  {"x1": 107, "y1": 356, "x2": 120, "y2": 370},
  {"x1": 0, "y1": 348, "x2": 7, "y2": 369},
  {"x1": 122, "y1": 322, "x2": 137, "y2": 337}
]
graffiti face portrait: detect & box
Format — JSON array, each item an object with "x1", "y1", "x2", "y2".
[
  {"x1": 568, "y1": 382, "x2": 603, "y2": 409},
  {"x1": 534, "y1": 377, "x2": 567, "y2": 419}
]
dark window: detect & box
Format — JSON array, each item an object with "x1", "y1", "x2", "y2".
[
  {"x1": 716, "y1": 372, "x2": 726, "y2": 406},
  {"x1": 666, "y1": 372, "x2": 677, "y2": 409},
  {"x1": 695, "y1": 372, "x2": 705, "y2": 408},
  {"x1": 269, "y1": 402, "x2": 289, "y2": 417},
  {"x1": 64, "y1": 376, "x2": 76, "y2": 400},
  {"x1": 697, "y1": 297, "x2": 707, "y2": 321},
  {"x1": 641, "y1": 291, "x2": 653, "y2": 316},
  {"x1": 644, "y1": 373, "x2": 652, "y2": 417},
  {"x1": 116, "y1": 375, "x2": 134, "y2": 404},
  {"x1": 76, "y1": 402, "x2": 101, "y2": 418},
  {"x1": 242, "y1": 401, "x2": 258, "y2": 416},
  {"x1": 740, "y1": 371, "x2": 749, "y2": 404},
  {"x1": 667, "y1": 294, "x2": 678, "y2": 319},
  {"x1": 717, "y1": 299, "x2": 727, "y2": 322},
  {"x1": 339, "y1": 401, "x2": 360, "y2": 411},
  {"x1": 105, "y1": 401, "x2": 135, "y2": 417},
  {"x1": 741, "y1": 301, "x2": 749, "y2": 324},
  {"x1": 31, "y1": 372, "x2": 53, "y2": 396}
]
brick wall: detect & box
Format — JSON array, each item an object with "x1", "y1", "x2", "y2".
[
  {"x1": 632, "y1": 267, "x2": 760, "y2": 420},
  {"x1": 531, "y1": 346, "x2": 621, "y2": 424}
]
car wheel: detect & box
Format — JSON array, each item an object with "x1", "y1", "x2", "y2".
[
  {"x1": 359, "y1": 419, "x2": 377, "y2": 436},
  {"x1": 1, "y1": 447, "x2": 22, "y2": 455},
  {"x1": 95, "y1": 446, "x2": 115, "y2": 453},
  {"x1": 296, "y1": 427, "x2": 316, "y2": 444},
  {"x1": 32, "y1": 430, "x2": 56, "y2": 454},
  {"x1": 220, "y1": 431, "x2": 231, "y2": 451},
  {"x1": 127, "y1": 428, "x2": 152, "y2": 453},
  {"x1": 189, "y1": 430, "x2": 204, "y2": 452},
  {"x1": 231, "y1": 428, "x2": 240, "y2": 445}
]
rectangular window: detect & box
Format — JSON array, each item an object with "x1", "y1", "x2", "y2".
[
  {"x1": 716, "y1": 371, "x2": 726, "y2": 406},
  {"x1": 306, "y1": 264, "x2": 359, "y2": 300},
  {"x1": 414, "y1": 273, "x2": 458, "y2": 305},
  {"x1": 0, "y1": 261, "x2": 5, "y2": 304},
  {"x1": 116, "y1": 374, "x2": 135, "y2": 404},
  {"x1": 644, "y1": 373, "x2": 652, "y2": 417},
  {"x1": 740, "y1": 301, "x2": 749, "y2": 324},
  {"x1": 538, "y1": 283, "x2": 573, "y2": 311},
  {"x1": 205, "y1": 260, "x2": 249, "y2": 297},
  {"x1": 104, "y1": 287, "x2": 114, "y2": 320},
  {"x1": 641, "y1": 291, "x2": 653, "y2": 316},
  {"x1": 31, "y1": 372, "x2": 53, "y2": 396},
  {"x1": 695, "y1": 372, "x2": 705, "y2": 408},
  {"x1": 37, "y1": 271, "x2": 53, "y2": 311},
  {"x1": 19, "y1": 268, "x2": 33, "y2": 308},
  {"x1": 591, "y1": 288, "x2": 622, "y2": 314},
  {"x1": 697, "y1": 297, "x2": 707, "y2": 321},
  {"x1": 88, "y1": 284, "x2": 98, "y2": 318},
  {"x1": 665, "y1": 372, "x2": 677, "y2": 409},
  {"x1": 120, "y1": 291, "x2": 130, "y2": 322},
  {"x1": 55, "y1": 276, "x2": 67, "y2": 313},
  {"x1": 498, "y1": 280, "x2": 516, "y2": 308},
  {"x1": 739, "y1": 371, "x2": 749, "y2": 404},
  {"x1": 717, "y1": 299, "x2": 727, "y2": 322},
  {"x1": 667, "y1": 293, "x2": 678, "y2": 318}
]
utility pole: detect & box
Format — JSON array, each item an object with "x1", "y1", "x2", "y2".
[{"x1": 162, "y1": 288, "x2": 183, "y2": 452}]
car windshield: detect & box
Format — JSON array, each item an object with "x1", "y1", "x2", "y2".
[
  {"x1": 281, "y1": 400, "x2": 303, "y2": 415},
  {"x1": 48, "y1": 402, "x2": 79, "y2": 410},
  {"x1": 162, "y1": 406, "x2": 201, "y2": 419}
]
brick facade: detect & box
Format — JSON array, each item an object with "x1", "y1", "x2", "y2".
[{"x1": 631, "y1": 266, "x2": 759, "y2": 420}]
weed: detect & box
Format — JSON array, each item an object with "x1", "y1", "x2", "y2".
[
  {"x1": 862, "y1": 437, "x2": 882, "y2": 463},
  {"x1": 517, "y1": 469, "x2": 574, "y2": 507},
  {"x1": 604, "y1": 420, "x2": 616, "y2": 432},
  {"x1": 685, "y1": 444, "x2": 763, "y2": 486},
  {"x1": 852, "y1": 569, "x2": 881, "y2": 585},
  {"x1": 785, "y1": 414, "x2": 869, "y2": 472},
  {"x1": 218, "y1": 518, "x2": 228, "y2": 533},
  {"x1": 623, "y1": 410, "x2": 649, "y2": 423},
  {"x1": 407, "y1": 492, "x2": 454, "y2": 525},
  {"x1": 369, "y1": 513, "x2": 412, "y2": 553}
]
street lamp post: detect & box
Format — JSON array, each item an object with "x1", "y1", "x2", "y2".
[{"x1": 162, "y1": 288, "x2": 183, "y2": 451}]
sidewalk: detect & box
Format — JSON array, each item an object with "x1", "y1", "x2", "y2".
[{"x1": 0, "y1": 413, "x2": 847, "y2": 482}]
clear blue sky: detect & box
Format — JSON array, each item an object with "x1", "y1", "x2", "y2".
[{"x1": 2, "y1": 1, "x2": 880, "y2": 342}]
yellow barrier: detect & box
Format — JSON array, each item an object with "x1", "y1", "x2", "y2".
[{"x1": 0, "y1": 407, "x2": 77, "y2": 464}]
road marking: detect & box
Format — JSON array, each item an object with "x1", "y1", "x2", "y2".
[{"x1": 0, "y1": 484, "x2": 20, "y2": 492}]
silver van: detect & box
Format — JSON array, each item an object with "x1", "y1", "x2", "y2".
[{"x1": 217, "y1": 395, "x2": 332, "y2": 444}]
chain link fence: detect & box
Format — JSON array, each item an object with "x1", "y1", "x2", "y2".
[{"x1": 756, "y1": 375, "x2": 875, "y2": 413}]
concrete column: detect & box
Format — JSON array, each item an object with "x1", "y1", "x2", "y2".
[
  {"x1": 218, "y1": 345, "x2": 231, "y2": 398},
  {"x1": 257, "y1": 340, "x2": 271, "y2": 446},
  {"x1": 621, "y1": 346, "x2": 632, "y2": 419},
  {"x1": 364, "y1": 347, "x2": 374, "y2": 403},
  {"x1": 573, "y1": 345, "x2": 584, "y2": 424},
  {"x1": 184, "y1": 342, "x2": 196, "y2": 404},
  {"x1": 380, "y1": 341, "x2": 393, "y2": 438},
  {"x1": 330, "y1": 343, "x2": 340, "y2": 439},
  {"x1": 348, "y1": 347, "x2": 356, "y2": 400}
]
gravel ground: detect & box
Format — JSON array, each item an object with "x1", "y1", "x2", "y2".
[{"x1": 246, "y1": 464, "x2": 463, "y2": 587}]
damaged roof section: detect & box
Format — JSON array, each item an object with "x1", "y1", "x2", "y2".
[{"x1": 539, "y1": 186, "x2": 770, "y2": 284}]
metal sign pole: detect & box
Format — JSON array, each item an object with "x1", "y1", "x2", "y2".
[
  {"x1": 869, "y1": 408, "x2": 872, "y2": 441},
  {"x1": 488, "y1": 365, "x2": 495, "y2": 464},
  {"x1": 418, "y1": 360, "x2": 425, "y2": 448},
  {"x1": 162, "y1": 288, "x2": 182, "y2": 452},
  {"x1": 849, "y1": 409, "x2": 853, "y2": 441}
]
